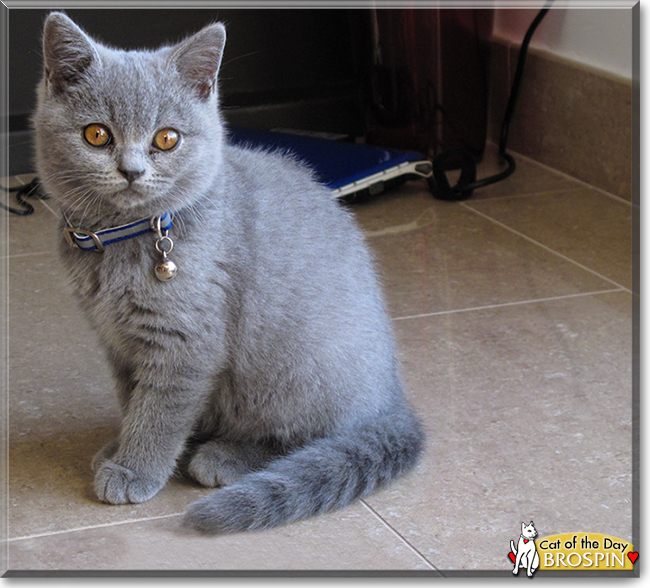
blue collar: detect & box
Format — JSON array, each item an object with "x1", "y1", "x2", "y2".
[{"x1": 63, "y1": 212, "x2": 173, "y2": 253}]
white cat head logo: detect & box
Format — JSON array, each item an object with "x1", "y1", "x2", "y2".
[{"x1": 510, "y1": 521, "x2": 540, "y2": 577}]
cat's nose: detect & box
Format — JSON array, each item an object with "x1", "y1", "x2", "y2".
[{"x1": 118, "y1": 168, "x2": 145, "y2": 183}]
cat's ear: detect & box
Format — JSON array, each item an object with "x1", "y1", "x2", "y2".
[
  {"x1": 42, "y1": 12, "x2": 98, "y2": 95},
  {"x1": 170, "y1": 23, "x2": 226, "y2": 100}
]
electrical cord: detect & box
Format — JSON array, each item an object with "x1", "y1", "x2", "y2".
[
  {"x1": 0, "y1": 177, "x2": 47, "y2": 215},
  {"x1": 429, "y1": 1, "x2": 554, "y2": 201}
]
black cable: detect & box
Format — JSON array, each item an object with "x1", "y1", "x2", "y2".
[
  {"x1": 0, "y1": 178, "x2": 47, "y2": 215},
  {"x1": 430, "y1": 1, "x2": 554, "y2": 200},
  {"x1": 499, "y1": 4, "x2": 553, "y2": 159}
]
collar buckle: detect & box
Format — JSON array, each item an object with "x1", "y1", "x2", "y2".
[{"x1": 63, "y1": 226, "x2": 105, "y2": 253}]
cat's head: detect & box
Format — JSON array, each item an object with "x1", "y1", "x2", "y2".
[
  {"x1": 33, "y1": 12, "x2": 227, "y2": 224},
  {"x1": 521, "y1": 521, "x2": 537, "y2": 539}
]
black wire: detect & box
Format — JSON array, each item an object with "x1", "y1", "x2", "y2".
[
  {"x1": 499, "y1": 4, "x2": 554, "y2": 158},
  {"x1": 445, "y1": 1, "x2": 554, "y2": 195},
  {"x1": 0, "y1": 178, "x2": 47, "y2": 215}
]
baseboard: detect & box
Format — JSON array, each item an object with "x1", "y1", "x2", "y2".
[{"x1": 489, "y1": 38, "x2": 632, "y2": 200}]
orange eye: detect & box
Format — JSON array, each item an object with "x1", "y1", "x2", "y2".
[
  {"x1": 153, "y1": 128, "x2": 179, "y2": 151},
  {"x1": 83, "y1": 124, "x2": 111, "y2": 147}
]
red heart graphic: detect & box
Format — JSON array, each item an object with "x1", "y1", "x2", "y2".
[
  {"x1": 509, "y1": 552, "x2": 516, "y2": 563},
  {"x1": 628, "y1": 552, "x2": 639, "y2": 564}
]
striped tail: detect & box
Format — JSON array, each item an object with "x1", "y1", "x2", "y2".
[{"x1": 183, "y1": 409, "x2": 424, "y2": 534}]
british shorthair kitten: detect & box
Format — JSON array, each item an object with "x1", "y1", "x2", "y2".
[{"x1": 33, "y1": 12, "x2": 424, "y2": 533}]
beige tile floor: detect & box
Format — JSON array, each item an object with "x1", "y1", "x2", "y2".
[{"x1": 2, "y1": 146, "x2": 634, "y2": 574}]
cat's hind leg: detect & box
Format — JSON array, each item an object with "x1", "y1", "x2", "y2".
[{"x1": 187, "y1": 439, "x2": 282, "y2": 487}]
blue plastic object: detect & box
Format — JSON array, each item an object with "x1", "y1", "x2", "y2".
[{"x1": 227, "y1": 127, "x2": 426, "y2": 192}]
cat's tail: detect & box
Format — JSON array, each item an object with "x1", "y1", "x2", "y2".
[
  {"x1": 183, "y1": 408, "x2": 424, "y2": 534},
  {"x1": 511, "y1": 540, "x2": 517, "y2": 555}
]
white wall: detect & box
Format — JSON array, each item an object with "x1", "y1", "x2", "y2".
[{"x1": 493, "y1": 7, "x2": 633, "y2": 79}]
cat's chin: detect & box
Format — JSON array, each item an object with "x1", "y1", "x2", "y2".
[{"x1": 107, "y1": 187, "x2": 159, "y2": 214}]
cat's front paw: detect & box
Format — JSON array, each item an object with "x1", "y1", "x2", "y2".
[{"x1": 94, "y1": 460, "x2": 164, "y2": 504}]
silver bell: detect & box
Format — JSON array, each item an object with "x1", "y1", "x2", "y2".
[{"x1": 154, "y1": 258, "x2": 178, "y2": 281}]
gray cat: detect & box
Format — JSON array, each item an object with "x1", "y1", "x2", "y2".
[{"x1": 32, "y1": 12, "x2": 424, "y2": 534}]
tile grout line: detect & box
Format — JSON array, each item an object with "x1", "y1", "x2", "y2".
[
  {"x1": 358, "y1": 499, "x2": 442, "y2": 575},
  {"x1": 12, "y1": 502, "x2": 445, "y2": 574},
  {"x1": 504, "y1": 147, "x2": 633, "y2": 207},
  {"x1": 469, "y1": 186, "x2": 584, "y2": 203},
  {"x1": 391, "y1": 288, "x2": 626, "y2": 322},
  {"x1": 8, "y1": 512, "x2": 185, "y2": 543},
  {"x1": 37, "y1": 196, "x2": 59, "y2": 217},
  {"x1": 484, "y1": 141, "x2": 633, "y2": 208},
  {"x1": 460, "y1": 202, "x2": 632, "y2": 293}
]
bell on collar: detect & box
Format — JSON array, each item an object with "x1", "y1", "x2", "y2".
[
  {"x1": 152, "y1": 218, "x2": 177, "y2": 282},
  {"x1": 155, "y1": 256, "x2": 178, "y2": 282}
]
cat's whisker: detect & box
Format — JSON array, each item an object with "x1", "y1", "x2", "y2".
[
  {"x1": 64, "y1": 186, "x2": 95, "y2": 209},
  {"x1": 96, "y1": 191, "x2": 104, "y2": 223},
  {"x1": 168, "y1": 194, "x2": 206, "y2": 227},
  {"x1": 220, "y1": 50, "x2": 260, "y2": 69},
  {"x1": 66, "y1": 190, "x2": 99, "y2": 222},
  {"x1": 40, "y1": 168, "x2": 89, "y2": 180},
  {"x1": 5, "y1": 138, "x2": 36, "y2": 148},
  {"x1": 78, "y1": 193, "x2": 102, "y2": 227},
  {"x1": 61, "y1": 192, "x2": 91, "y2": 215}
]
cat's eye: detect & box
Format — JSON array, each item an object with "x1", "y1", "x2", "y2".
[
  {"x1": 153, "y1": 128, "x2": 180, "y2": 151},
  {"x1": 83, "y1": 124, "x2": 111, "y2": 147}
]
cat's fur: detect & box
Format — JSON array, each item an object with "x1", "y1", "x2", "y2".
[
  {"x1": 511, "y1": 522, "x2": 540, "y2": 576},
  {"x1": 33, "y1": 12, "x2": 424, "y2": 534}
]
